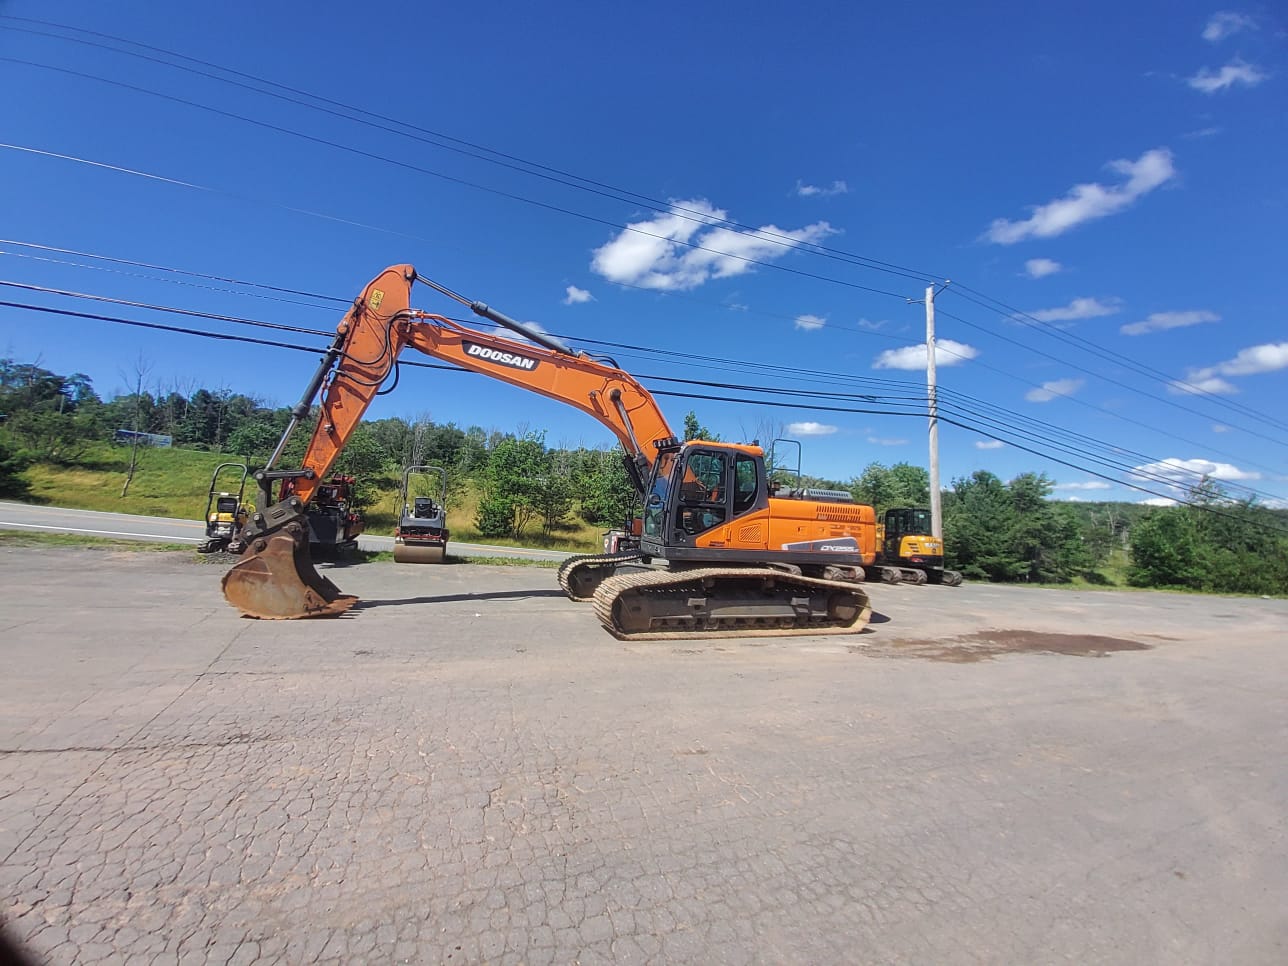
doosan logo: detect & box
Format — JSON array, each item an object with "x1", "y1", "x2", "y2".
[{"x1": 464, "y1": 342, "x2": 539, "y2": 371}]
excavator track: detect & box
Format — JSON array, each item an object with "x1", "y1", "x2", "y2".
[
  {"x1": 592, "y1": 567, "x2": 871, "y2": 641},
  {"x1": 557, "y1": 550, "x2": 645, "y2": 601}
]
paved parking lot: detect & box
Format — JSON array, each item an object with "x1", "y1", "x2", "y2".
[{"x1": 2, "y1": 545, "x2": 1286, "y2": 963}]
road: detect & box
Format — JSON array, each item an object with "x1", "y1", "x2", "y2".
[
  {"x1": 2, "y1": 546, "x2": 1285, "y2": 964},
  {"x1": 0, "y1": 500, "x2": 573, "y2": 562}
]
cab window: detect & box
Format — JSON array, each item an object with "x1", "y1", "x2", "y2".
[
  {"x1": 678, "y1": 451, "x2": 728, "y2": 534},
  {"x1": 733, "y1": 453, "x2": 758, "y2": 513}
]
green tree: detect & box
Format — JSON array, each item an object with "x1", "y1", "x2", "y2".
[
  {"x1": 942, "y1": 471, "x2": 1025, "y2": 581},
  {"x1": 1006, "y1": 473, "x2": 1065, "y2": 581},
  {"x1": 478, "y1": 431, "x2": 548, "y2": 539},
  {"x1": 1128, "y1": 508, "x2": 1204, "y2": 588},
  {"x1": 682, "y1": 411, "x2": 720, "y2": 442},
  {"x1": 5, "y1": 409, "x2": 99, "y2": 462},
  {"x1": 0, "y1": 435, "x2": 29, "y2": 497},
  {"x1": 574, "y1": 448, "x2": 638, "y2": 527},
  {"x1": 329, "y1": 424, "x2": 394, "y2": 510},
  {"x1": 226, "y1": 412, "x2": 289, "y2": 466},
  {"x1": 536, "y1": 448, "x2": 577, "y2": 537},
  {"x1": 848, "y1": 461, "x2": 930, "y2": 516}
]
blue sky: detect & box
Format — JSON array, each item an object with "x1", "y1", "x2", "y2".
[{"x1": 1, "y1": 1, "x2": 1285, "y2": 505}]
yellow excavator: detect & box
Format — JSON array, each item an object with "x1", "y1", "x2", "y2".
[
  {"x1": 221, "y1": 265, "x2": 879, "y2": 640},
  {"x1": 875, "y1": 507, "x2": 963, "y2": 586}
]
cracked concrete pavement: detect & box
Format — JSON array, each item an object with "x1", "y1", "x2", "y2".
[{"x1": 2, "y1": 546, "x2": 1286, "y2": 963}]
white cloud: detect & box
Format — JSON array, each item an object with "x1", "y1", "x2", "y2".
[
  {"x1": 591, "y1": 199, "x2": 835, "y2": 291},
  {"x1": 562, "y1": 285, "x2": 594, "y2": 305},
  {"x1": 1182, "y1": 126, "x2": 1222, "y2": 139},
  {"x1": 1120, "y1": 309, "x2": 1219, "y2": 336},
  {"x1": 786, "y1": 421, "x2": 837, "y2": 436},
  {"x1": 794, "y1": 179, "x2": 849, "y2": 198},
  {"x1": 1029, "y1": 297, "x2": 1121, "y2": 323},
  {"x1": 1199, "y1": 342, "x2": 1288, "y2": 377},
  {"x1": 984, "y1": 148, "x2": 1176, "y2": 244},
  {"x1": 872, "y1": 339, "x2": 979, "y2": 370},
  {"x1": 1203, "y1": 11, "x2": 1256, "y2": 42},
  {"x1": 1026, "y1": 378, "x2": 1085, "y2": 402},
  {"x1": 1053, "y1": 480, "x2": 1113, "y2": 491},
  {"x1": 856, "y1": 318, "x2": 888, "y2": 331},
  {"x1": 1139, "y1": 497, "x2": 1178, "y2": 507},
  {"x1": 1024, "y1": 258, "x2": 1063, "y2": 278},
  {"x1": 975, "y1": 439, "x2": 1005, "y2": 450},
  {"x1": 1172, "y1": 341, "x2": 1288, "y2": 393},
  {"x1": 1212, "y1": 424, "x2": 1230, "y2": 433},
  {"x1": 1132, "y1": 457, "x2": 1261, "y2": 487},
  {"x1": 794, "y1": 313, "x2": 826, "y2": 331},
  {"x1": 1169, "y1": 375, "x2": 1238, "y2": 395},
  {"x1": 1188, "y1": 60, "x2": 1268, "y2": 93},
  {"x1": 866, "y1": 436, "x2": 908, "y2": 446}
]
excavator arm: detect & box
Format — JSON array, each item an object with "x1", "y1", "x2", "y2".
[
  {"x1": 223, "y1": 264, "x2": 678, "y2": 619},
  {"x1": 284, "y1": 264, "x2": 675, "y2": 506}
]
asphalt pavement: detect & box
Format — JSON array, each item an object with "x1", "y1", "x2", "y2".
[{"x1": 2, "y1": 545, "x2": 1285, "y2": 964}]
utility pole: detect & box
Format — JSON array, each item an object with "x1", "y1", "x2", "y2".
[{"x1": 915, "y1": 282, "x2": 950, "y2": 538}]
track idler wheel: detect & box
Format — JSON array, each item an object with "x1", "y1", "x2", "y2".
[{"x1": 222, "y1": 524, "x2": 357, "y2": 619}]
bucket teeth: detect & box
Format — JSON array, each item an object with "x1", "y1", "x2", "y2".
[{"x1": 222, "y1": 529, "x2": 357, "y2": 619}]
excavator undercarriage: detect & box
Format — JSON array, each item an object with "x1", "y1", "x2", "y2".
[{"x1": 592, "y1": 567, "x2": 871, "y2": 641}]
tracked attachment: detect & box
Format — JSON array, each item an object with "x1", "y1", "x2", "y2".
[
  {"x1": 222, "y1": 500, "x2": 357, "y2": 619},
  {"x1": 592, "y1": 567, "x2": 871, "y2": 641},
  {"x1": 557, "y1": 550, "x2": 646, "y2": 601}
]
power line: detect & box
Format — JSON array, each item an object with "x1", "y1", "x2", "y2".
[
  {"x1": 7, "y1": 262, "x2": 1282, "y2": 503},
  {"x1": 0, "y1": 280, "x2": 333, "y2": 336},
  {"x1": 948, "y1": 286, "x2": 1288, "y2": 435},
  {"x1": 0, "y1": 61, "x2": 913, "y2": 302},
  {"x1": 0, "y1": 237, "x2": 346, "y2": 306},
  {"x1": 0, "y1": 16, "x2": 942, "y2": 288},
  {"x1": 8, "y1": 139, "x2": 1281, "y2": 489},
  {"x1": 7, "y1": 240, "x2": 1277, "y2": 499},
  {"x1": 10, "y1": 51, "x2": 1284, "y2": 455},
  {"x1": 7, "y1": 294, "x2": 1286, "y2": 517},
  {"x1": 6, "y1": 21, "x2": 1284, "y2": 451},
  {"x1": 937, "y1": 307, "x2": 1288, "y2": 452}
]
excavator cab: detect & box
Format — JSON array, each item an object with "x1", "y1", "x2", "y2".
[{"x1": 642, "y1": 443, "x2": 768, "y2": 544}]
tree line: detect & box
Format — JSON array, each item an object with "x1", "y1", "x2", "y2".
[{"x1": 1, "y1": 357, "x2": 1284, "y2": 594}]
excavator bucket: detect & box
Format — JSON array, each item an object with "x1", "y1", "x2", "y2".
[{"x1": 222, "y1": 528, "x2": 357, "y2": 619}]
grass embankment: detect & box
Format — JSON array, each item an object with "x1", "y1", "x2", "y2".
[
  {"x1": 19, "y1": 442, "x2": 605, "y2": 553},
  {"x1": 0, "y1": 531, "x2": 192, "y2": 552}
]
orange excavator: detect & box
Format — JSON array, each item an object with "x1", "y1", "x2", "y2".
[{"x1": 222, "y1": 265, "x2": 878, "y2": 639}]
